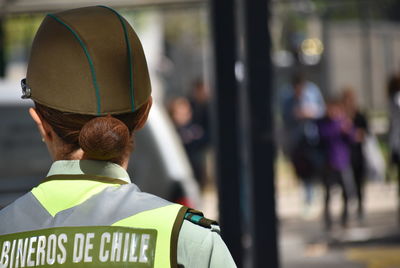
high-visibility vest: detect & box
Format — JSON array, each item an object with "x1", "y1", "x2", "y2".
[{"x1": 0, "y1": 176, "x2": 188, "y2": 268}]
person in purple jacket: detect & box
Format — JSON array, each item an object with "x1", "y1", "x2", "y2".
[{"x1": 318, "y1": 98, "x2": 355, "y2": 230}]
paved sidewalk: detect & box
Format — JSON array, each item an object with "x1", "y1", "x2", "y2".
[
  {"x1": 278, "y1": 176, "x2": 399, "y2": 268},
  {"x1": 199, "y1": 158, "x2": 400, "y2": 268}
]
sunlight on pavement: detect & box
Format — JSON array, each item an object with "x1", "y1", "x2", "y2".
[{"x1": 348, "y1": 247, "x2": 400, "y2": 268}]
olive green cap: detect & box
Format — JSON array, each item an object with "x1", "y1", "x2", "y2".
[{"x1": 25, "y1": 6, "x2": 151, "y2": 115}]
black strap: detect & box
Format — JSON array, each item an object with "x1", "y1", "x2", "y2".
[{"x1": 184, "y1": 208, "x2": 218, "y2": 229}]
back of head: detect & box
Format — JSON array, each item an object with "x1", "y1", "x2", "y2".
[
  {"x1": 291, "y1": 72, "x2": 306, "y2": 87},
  {"x1": 23, "y1": 6, "x2": 152, "y2": 164},
  {"x1": 79, "y1": 116, "x2": 130, "y2": 161},
  {"x1": 341, "y1": 85, "x2": 356, "y2": 108},
  {"x1": 388, "y1": 74, "x2": 400, "y2": 99}
]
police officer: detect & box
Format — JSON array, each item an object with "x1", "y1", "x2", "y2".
[{"x1": 0, "y1": 6, "x2": 236, "y2": 268}]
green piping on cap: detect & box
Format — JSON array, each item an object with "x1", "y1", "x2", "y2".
[
  {"x1": 98, "y1": 6, "x2": 135, "y2": 112},
  {"x1": 47, "y1": 13, "x2": 102, "y2": 115}
]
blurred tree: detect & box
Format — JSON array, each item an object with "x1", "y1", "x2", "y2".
[
  {"x1": 5, "y1": 14, "x2": 42, "y2": 63},
  {"x1": 311, "y1": 0, "x2": 400, "y2": 21},
  {"x1": 162, "y1": 7, "x2": 209, "y2": 97},
  {"x1": 0, "y1": 18, "x2": 5, "y2": 78}
]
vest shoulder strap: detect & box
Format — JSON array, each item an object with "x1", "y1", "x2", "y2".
[{"x1": 184, "y1": 209, "x2": 218, "y2": 229}]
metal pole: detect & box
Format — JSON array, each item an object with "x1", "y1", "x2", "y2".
[
  {"x1": 238, "y1": 0, "x2": 279, "y2": 267},
  {"x1": 209, "y1": 0, "x2": 243, "y2": 266}
]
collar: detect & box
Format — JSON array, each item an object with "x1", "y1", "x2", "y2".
[{"x1": 46, "y1": 160, "x2": 132, "y2": 184}]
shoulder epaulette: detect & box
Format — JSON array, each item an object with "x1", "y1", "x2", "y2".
[{"x1": 184, "y1": 209, "x2": 218, "y2": 229}]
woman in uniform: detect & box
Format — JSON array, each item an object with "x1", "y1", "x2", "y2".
[{"x1": 0, "y1": 6, "x2": 236, "y2": 268}]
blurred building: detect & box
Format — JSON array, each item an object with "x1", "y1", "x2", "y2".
[{"x1": 271, "y1": 0, "x2": 400, "y2": 123}]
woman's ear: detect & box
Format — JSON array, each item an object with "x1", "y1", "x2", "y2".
[
  {"x1": 135, "y1": 97, "x2": 153, "y2": 131},
  {"x1": 29, "y1": 107, "x2": 52, "y2": 142}
]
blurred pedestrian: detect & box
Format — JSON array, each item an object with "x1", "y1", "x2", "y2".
[
  {"x1": 387, "y1": 74, "x2": 400, "y2": 221},
  {"x1": 189, "y1": 79, "x2": 211, "y2": 188},
  {"x1": 318, "y1": 98, "x2": 355, "y2": 229},
  {"x1": 281, "y1": 72, "x2": 325, "y2": 215},
  {"x1": 169, "y1": 97, "x2": 208, "y2": 189},
  {"x1": 0, "y1": 7, "x2": 236, "y2": 268},
  {"x1": 341, "y1": 87, "x2": 369, "y2": 221},
  {"x1": 189, "y1": 79, "x2": 211, "y2": 143},
  {"x1": 388, "y1": 74, "x2": 400, "y2": 177}
]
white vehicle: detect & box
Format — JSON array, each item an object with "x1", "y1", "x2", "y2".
[{"x1": 0, "y1": 80, "x2": 200, "y2": 208}]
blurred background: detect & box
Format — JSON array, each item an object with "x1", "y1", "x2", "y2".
[{"x1": 1, "y1": 0, "x2": 400, "y2": 267}]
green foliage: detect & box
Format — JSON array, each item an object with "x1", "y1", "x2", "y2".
[
  {"x1": 5, "y1": 14, "x2": 44, "y2": 62},
  {"x1": 311, "y1": 0, "x2": 400, "y2": 21},
  {"x1": 120, "y1": 9, "x2": 149, "y2": 33},
  {"x1": 163, "y1": 8, "x2": 207, "y2": 45}
]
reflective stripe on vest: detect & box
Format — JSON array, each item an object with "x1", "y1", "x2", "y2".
[
  {"x1": 113, "y1": 204, "x2": 186, "y2": 268},
  {"x1": 0, "y1": 178, "x2": 187, "y2": 268}
]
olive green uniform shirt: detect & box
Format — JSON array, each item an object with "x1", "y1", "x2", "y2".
[{"x1": 43, "y1": 160, "x2": 236, "y2": 268}]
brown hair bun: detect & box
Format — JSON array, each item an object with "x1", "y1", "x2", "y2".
[{"x1": 79, "y1": 115, "x2": 131, "y2": 161}]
